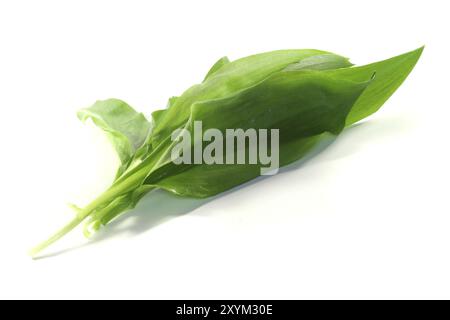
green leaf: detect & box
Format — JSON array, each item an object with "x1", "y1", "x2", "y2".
[
  {"x1": 78, "y1": 99, "x2": 152, "y2": 164},
  {"x1": 203, "y1": 56, "x2": 230, "y2": 81},
  {"x1": 150, "y1": 49, "x2": 350, "y2": 147},
  {"x1": 325, "y1": 47, "x2": 424, "y2": 126},
  {"x1": 143, "y1": 70, "x2": 371, "y2": 197},
  {"x1": 147, "y1": 136, "x2": 322, "y2": 198}
]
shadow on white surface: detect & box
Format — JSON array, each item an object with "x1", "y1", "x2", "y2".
[{"x1": 35, "y1": 116, "x2": 412, "y2": 259}]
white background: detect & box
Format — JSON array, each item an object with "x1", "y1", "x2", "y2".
[{"x1": 0, "y1": 0, "x2": 449, "y2": 299}]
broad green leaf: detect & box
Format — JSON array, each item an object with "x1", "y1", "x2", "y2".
[
  {"x1": 325, "y1": 47, "x2": 424, "y2": 126},
  {"x1": 190, "y1": 71, "x2": 368, "y2": 136},
  {"x1": 150, "y1": 49, "x2": 350, "y2": 147},
  {"x1": 143, "y1": 71, "x2": 371, "y2": 197},
  {"x1": 78, "y1": 99, "x2": 152, "y2": 164},
  {"x1": 148, "y1": 135, "x2": 324, "y2": 198}
]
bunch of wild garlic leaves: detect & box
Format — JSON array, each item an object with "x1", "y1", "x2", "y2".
[{"x1": 31, "y1": 47, "x2": 423, "y2": 256}]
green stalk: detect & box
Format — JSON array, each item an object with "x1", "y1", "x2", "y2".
[
  {"x1": 29, "y1": 214, "x2": 87, "y2": 257},
  {"x1": 29, "y1": 193, "x2": 108, "y2": 257},
  {"x1": 29, "y1": 168, "x2": 148, "y2": 257},
  {"x1": 30, "y1": 137, "x2": 163, "y2": 258}
]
